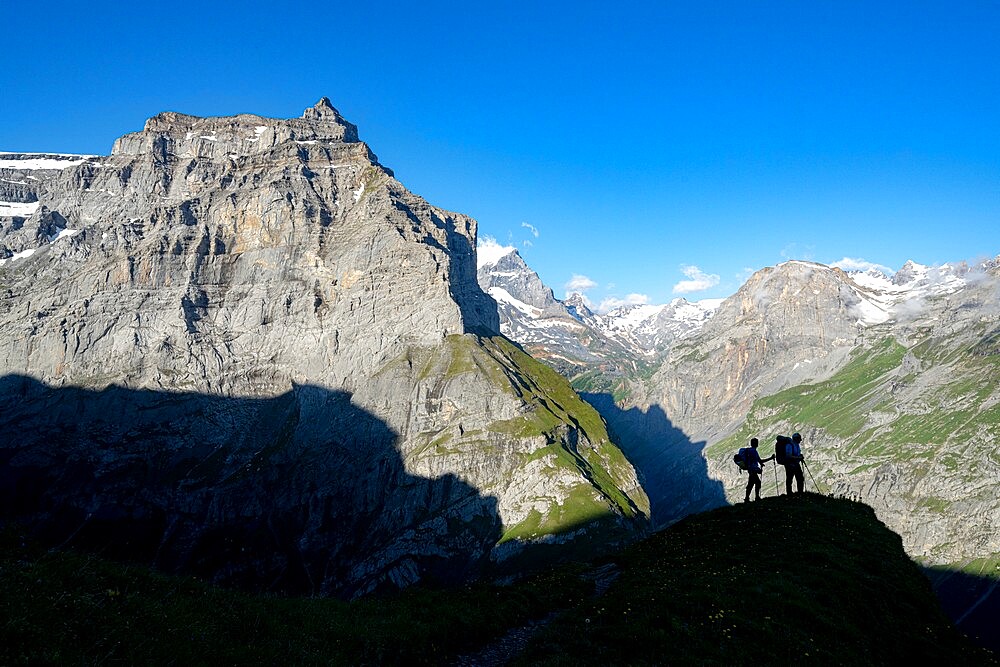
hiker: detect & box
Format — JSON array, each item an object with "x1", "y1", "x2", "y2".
[
  {"x1": 742, "y1": 437, "x2": 774, "y2": 502},
  {"x1": 783, "y1": 432, "x2": 805, "y2": 494}
]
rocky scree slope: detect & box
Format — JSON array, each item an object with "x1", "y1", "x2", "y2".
[{"x1": 0, "y1": 99, "x2": 648, "y2": 596}]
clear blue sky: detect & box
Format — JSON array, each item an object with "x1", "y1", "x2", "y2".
[{"x1": 3, "y1": 1, "x2": 998, "y2": 307}]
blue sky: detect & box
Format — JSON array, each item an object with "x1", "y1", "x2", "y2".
[{"x1": 3, "y1": 1, "x2": 998, "y2": 307}]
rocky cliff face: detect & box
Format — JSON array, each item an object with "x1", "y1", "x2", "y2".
[
  {"x1": 638, "y1": 261, "x2": 864, "y2": 444},
  {"x1": 0, "y1": 99, "x2": 648, "y2": 596}
]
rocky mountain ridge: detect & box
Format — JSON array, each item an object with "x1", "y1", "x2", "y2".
[{"x1": 0, "y1": 99, "x2": 648, "y2": 596}]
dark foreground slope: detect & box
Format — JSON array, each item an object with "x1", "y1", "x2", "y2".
[
  {"x1": 2, "y1": 495, "x2": 993, "y2": 665},
  {"x1": 522, "y1": 494, "x2": 993, "y2": 666}
]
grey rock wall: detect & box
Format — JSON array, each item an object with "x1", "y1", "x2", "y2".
[{"x1": 0, "y1": 99, "x2": 647, "y2": 595}]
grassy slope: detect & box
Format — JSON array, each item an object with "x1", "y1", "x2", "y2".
[
  {"x1": 521, "y1": 494, "x2": 994, "y2": 666},
  {"x1": 4, "y1": 495, "x2": 993, "y2": 665},
  {"x1": 441, "y1": 335, "x2": 650, "y2": 542},
  {"x1": 379, "y1": 334, "x2": 650, "y2": 542}
]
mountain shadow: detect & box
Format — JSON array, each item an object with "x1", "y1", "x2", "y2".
[
  {"x1": 925, "y1": 565, "x2": 1000, "y2": 653},
  {"x1": 0, "y1": 374, "x2": 501, "y2": 598},
  {"x1": 581, "y1": 393, "x2": 726, "y2": 528}
]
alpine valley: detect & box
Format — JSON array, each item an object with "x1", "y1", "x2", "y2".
[
  {"x1": 479, "y1": 243, "x2": 1000, "y2": 574},
  {"x1": 1, "y1": 98, "x2": 998, "y2": 661}
]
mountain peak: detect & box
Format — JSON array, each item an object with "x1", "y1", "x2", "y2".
[
  {"x1": 476, "y1": 240, "x2": 518, "y2": 269},
  {"x1": 113, "y1": 98, "x2": 363, "y2": 158},
  {"x1": 564, "y1": 293, "x2": 594, "y2": 320},
  {"x1": 303, "y1": 96, "x2": 340, "y2": 119}
]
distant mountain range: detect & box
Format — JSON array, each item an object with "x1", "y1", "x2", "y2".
[
  {"x1": 477, "y1": 245, "x2": 720, "y2": 392},
  {"x1": 479, "y1": 246, "x2": 1000, "y2": 572}
]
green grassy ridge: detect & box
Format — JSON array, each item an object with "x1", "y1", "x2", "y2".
[
  {"x1": 935, "y1": 553, "x2": 1000, "y2": 581},
  {"x1": 519, "y1": 494, "x2": 995, "y2": 665},
  {"x1": 705, "y1": 338, "x2": 899, "y2": 460},
  {"x1": 0, "y1": 525, "x2": 593, "y2": 666},
  {"x1": 397, "y1": 334, "x2": 649, "y2": 548},
  {"x1": 476, "y1": 336, "x2": 649, "y2": 527}
]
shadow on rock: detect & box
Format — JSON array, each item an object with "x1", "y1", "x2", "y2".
[
  {"x1": 0, "y1": 374, "x2": 501, "y2": 598},
  {"x1": 581, "y1": 393, "x2": 726, "y2": 528}
]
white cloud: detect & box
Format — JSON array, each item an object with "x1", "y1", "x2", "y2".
[
  {"x1": 830, "y1": 257, "x2": 893, "y2": 274},
  {"x1": 672, "y1": 265, "x2": 721, "y2": 294},
  {"x1": 522, "y1": 239, "x2": 533, "y2": 249},
  {"x1": 521, "y1": 222, "x2": 540, "y2": 238},
  {"x1": 597, "y1": 293, "x2": 650, "y2": 313},
  {"x1": 476, "y1": 236, "x2": 516, "y2": 268},
  {"x1": 565, "y1": 274, "x2": 598, "y2": 293}
]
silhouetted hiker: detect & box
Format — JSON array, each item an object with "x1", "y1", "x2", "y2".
[
  {"x1": 783, "y1": 432, "x2": 805, "y2": 494},
  {"x1": 742, "y1": 437, "x2": 774, "y2": 502}
]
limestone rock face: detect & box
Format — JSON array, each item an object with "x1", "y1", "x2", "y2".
[{"x1": 0, "y1": 100, "x2": 647, "y2": 596}]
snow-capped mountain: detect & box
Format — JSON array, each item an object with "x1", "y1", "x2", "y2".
[
  {"x1": 476, "y1": 246, "x2": 619, "y2": 372},
  {"x1": 841, "y1": 260, "x2": 971, "y2": 326},
  {"x1": 476, "y1": 243, "x2": 723, "y2": 373},
  {"x1": 592, "y1": 298, "x2": 723, "y2": 351}
]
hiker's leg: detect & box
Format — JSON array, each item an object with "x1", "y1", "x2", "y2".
[
  {"x1": 795, "y1": 465, "x2": 804, "y2": 493},
  {"x1": 753, "y1": 473, "x2": 762, "y2": 500},
  {"x1": 745, "y1": 475, "x2": 753, "y2": 502},
  {"x1": 785, "y1": 466, "x2": 793, "y2": 495}
]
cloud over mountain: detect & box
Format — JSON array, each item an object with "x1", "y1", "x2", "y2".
[
  {"x1": 565, "y1": 274, "x2": 597, "y2": 294},
  {"x1": 672, "y1": 265, "x2": 720, "y2": 294}
]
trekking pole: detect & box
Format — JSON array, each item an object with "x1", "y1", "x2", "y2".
[{"x1": 803, "y1": 461, "x2": 824, "y2": 495}]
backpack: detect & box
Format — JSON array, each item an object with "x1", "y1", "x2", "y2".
[
  {"x1": 733, "y1": 448, "x2": 750, "y2": 471},
  {"x1": 774, "y1": 436, "x2": 790, "y2": 465}
]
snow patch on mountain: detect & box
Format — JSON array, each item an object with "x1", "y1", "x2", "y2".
[
  {"x1": 488, "y1": 286, "x2": 541, "y2": 318},
  {"x1": 0, "y1": 201, "x2": 40, "y2": 217},
  {"x1": 845, "y1": 261, "x2": 969, "y2": 325},
  {"x1": 0, "y1": 153, "x2": 97, "y2": 170},
  {"x1": 600, "y1": 304, "x2": 667, "y2": 331}
]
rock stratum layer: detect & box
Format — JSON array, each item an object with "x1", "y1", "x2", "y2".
[{"x1": 0, "y1": 99, "x2": 648, "y2": 596}]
